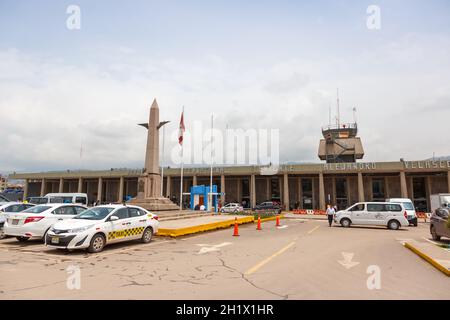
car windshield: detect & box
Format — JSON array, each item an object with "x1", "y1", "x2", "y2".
[
  {"x1": 21, "y1": 205, "x2": 51, "y2": 214},
  {"x1": 74, "y1": 207, "x2": 114, "y2": 220}
]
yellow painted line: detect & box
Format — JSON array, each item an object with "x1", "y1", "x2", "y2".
[
  {"x1": 245, "y1": 241, "x2": 296, "y2": 275},
  {"x1": 404, "y1": 242, "x2": 450, "y2": 277},
  {"x1": 307, "y1": 225, "x2": 320, "y2": 234},
  {"x1": 157, "y1": 216, "x2": 254, "y2": 237}
]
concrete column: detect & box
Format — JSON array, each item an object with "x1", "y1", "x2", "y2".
[
  {"x1": 384, "y1": 176, "x2": 390, "y2": 199},
  {"x1": 400, "y1": 171, "x2": 408, "y2": 198},
  {"x1": 237, "y1": 178, "x2": 241, "y2": 203},
  {"x1": 331, "y1": 177, "x2": 337, "y2": 205},
  {"x1": 346, "y1": 177, "x2": 351, "y2": 206},
  {"x1": 425, "y1": 176, "x2": 432, "y2": 212},
  {"x1": 220, "y1": 174, "x2": 226, "y2": 204},
  {"x1": 266, "y1": 178, "x2": 271, "y2": 200},
  {"x1": 408, "y1": 177, "x2": 414, "y2": 199},
  {"x1": 367, "y1": 176, "x2": 373, "y2": 201},
  {"x1": 166, "y1": 176, "x2": 171, "y2": 198},
  {"x1": 283, "y1": 173, "x2": 289, "y2": 210},
  {"x1": 58, "y1": 178, "x2": 64, "y2": 193},
  {"x1": 278, "y1": 176, "x2": 283, "y2": 201},
  {"x1": 358, "y1": 172, "x2": 365, "y2": 203},
  {"x1": 312, "y1": 178, "x2": 316, "y2": 209},
  {"x1": 319, "y1": 173, "x2": 325, "y2": 210},
  {"x1": 40, "y1": 178, "x2": 46, "y2": 197},
  {"x1": 77, "y1": 178, "x2": 83, "y2": 193},
  {"x1": 297, "y1": 177, "x2": 303, "y2": 209},
  {"x1": 118, "y1": 177, "x2": 124, "y2": 202},
  {"x1": 23, "y1": 179, "x2": 29, "y2": 200},
  {"x1": 97, "y1": 177, "x2": 103, "y2": 202},
  {"x1": 250, "y1": 174, "x2": 256, "y2": 208},
  {"x1": 448, "y1": 171, "x2": 450, "y2": 193},
  {"x1": 193, "y1": 175, "x2": 198, "y2": 186}
]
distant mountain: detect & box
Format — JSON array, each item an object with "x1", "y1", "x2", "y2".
[{"x1": 425, "y1": 156, "x2": 450, "y2": 161}]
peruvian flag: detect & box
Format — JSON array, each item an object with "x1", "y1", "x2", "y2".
[{"x1": 178, "y1": 110, "x2": 185, "y2": 146}]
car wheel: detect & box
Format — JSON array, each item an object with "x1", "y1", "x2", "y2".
[
  {"x1": 88, "y1": 234, "x2": 105, "y2": 253},
  {"x1": 388, "y1": 220, "x2": 400, "y2": 230},
  {"x1": 16, "y1": 236, "x2": 29, "y2": 242},
  {"x1": 141, "y1": 227, "x2": 153, "y2": 243},
  {"x1": 430, "y1": 225, "x2": 441, "y2": 241},
  {"x1": 413, "y1": 221, "x2": 418, "y2": 227},
  {"x1": 340, "y1": 218, "x2": 351, "y2": 228}
]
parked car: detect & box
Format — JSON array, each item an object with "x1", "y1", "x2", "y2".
[
  {"x1": 46, "y1": 204, "x2": 159, "y2": 253},
  {"x1": 44, "y1": 193, "x2": 89, "y2": 205},
  {"x1": 220, "y1": 203, "x2": 244, "y2": 213},
  {"x1": 26, "y1": 197, "x2": 50, "y2": 205},
  {"x1": 430, "y1": 204, "x2": 450, "y2": 241},
  {"x1": 3, "y1": 203, "x2": 87, "y2": 242},
  {"x1": 386, "y1": 198, "x2": 417, "y2": 226},
  {"x1": 0, "y1": 202, "x2": 36, "y2": 239},
  {"x1": 334, "y1": 202, "x2": 409, "y2": 230},
  {"x1": 253, "y1": 201, "x2": 282, "y2": 214}
]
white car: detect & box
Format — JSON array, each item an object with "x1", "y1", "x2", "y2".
[
  {"x1": 46, "y1": 204, "x2": 159, "y2": 253},
  {"x1": 386, "y1": 198, "x2": 417, "y2": 226},
  {"x1": 4, "y1": 203, "x2": 87, "y2": 242},
  {"x1": 334, "y1": 202, "x2": 410, "y2": 230},
  {"x1": 220, "y1": 203, "x2": 244, "y2": 213},
  {"x1": 0, "y1": 202, "x2": 36, "y2": 239}
]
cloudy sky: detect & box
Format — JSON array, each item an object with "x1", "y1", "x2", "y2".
[{"x1": 1, "y1": 0, "x2": 450, "y2": 173}]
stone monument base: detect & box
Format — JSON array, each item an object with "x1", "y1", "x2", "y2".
[{"x1": 128, "y1": 197, "x2": 180, "y2": 211}]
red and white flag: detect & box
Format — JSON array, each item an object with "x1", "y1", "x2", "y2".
[{"x1": 178, "y1": 110, "x2": 185, "y2": 146}]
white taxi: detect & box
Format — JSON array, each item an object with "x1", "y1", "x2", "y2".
[{"x1": 45, "y1": 204, "x2": 159, "y2": 253}]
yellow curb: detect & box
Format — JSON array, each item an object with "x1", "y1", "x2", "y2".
[
  {"x1": 156, "y1": 216, "x2": 255, "y2": 237},
  {"x1": 404, "y1": 242, "x2": 450, "y2": 277},
  {"x1": 257, "y1": 215, "x2": 286, "y2": 223}
]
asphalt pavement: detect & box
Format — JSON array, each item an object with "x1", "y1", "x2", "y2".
[{"x1": 0, "y1": 218, "x2": 448, "y2": 299}]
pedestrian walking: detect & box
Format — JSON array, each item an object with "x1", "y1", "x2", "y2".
[{"x1": 326, "y1": 204, "x2": 335, "y2": 227}]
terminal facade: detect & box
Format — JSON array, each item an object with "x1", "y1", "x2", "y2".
[{"x1": 10, "y1": 160, "x2": 450, "y2": 212}]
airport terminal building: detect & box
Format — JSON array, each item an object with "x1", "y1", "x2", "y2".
[{"x1": 8, "y1": 102, "x2": 450, "y2": 212}]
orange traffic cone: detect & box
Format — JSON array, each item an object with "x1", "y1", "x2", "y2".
[
  {"x1": 276, "y1": 215, "x2": 281, "y2": 227},
  {"x1": 233, "y1": 217, "x2": 239, "y2": 236},
  {"x1": 257, "y1": 216, "x2": 262, "y2": 230}
]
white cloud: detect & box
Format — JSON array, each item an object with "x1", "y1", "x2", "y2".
[{"x1": 1, "y1": 32, "x2": 450, "y2": 173}]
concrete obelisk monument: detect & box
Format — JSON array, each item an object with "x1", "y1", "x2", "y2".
[{"x1": 129, "y1": 98, "x2": 179, "y2": 211}]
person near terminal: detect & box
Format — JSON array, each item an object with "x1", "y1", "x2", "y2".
[{"x1": 326, "y1": 204, "x2": 336, "y2": 227}]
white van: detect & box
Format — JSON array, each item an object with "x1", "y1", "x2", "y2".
[
  {"x1": 334, "y1": 202, "x2": 410, "y2": 230},
  {"x1": 386, "y1": 198, "x2": 417, "y2": 226},
  {"x1": 44, "y1": 193, "x2": 88, "y2": 206}
]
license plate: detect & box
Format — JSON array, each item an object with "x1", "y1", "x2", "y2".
[
  {"x1": 51, "y1": 237, "x2": 60, "y2": 244},
  {"x1": 12, "y1": 219, "x2": 19, "y2": 225}
]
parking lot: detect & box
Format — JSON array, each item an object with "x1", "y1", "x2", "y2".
[{"x1": 0, "y1": 218, "x2": 449, "y2": 300}]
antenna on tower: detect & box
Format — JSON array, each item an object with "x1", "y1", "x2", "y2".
[
  {"x1": 353, "y1": 107, "x2": 357, "y2": 124},
  {"x1": 336, "y1": 88, "x2": 341, "y2": 128}
]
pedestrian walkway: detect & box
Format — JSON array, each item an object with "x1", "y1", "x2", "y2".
[{"x1": 404, "y1": 239, "x2": 450, "y2": 276}]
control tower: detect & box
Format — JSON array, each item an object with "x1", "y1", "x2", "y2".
[{"x1": 318, "y1": 122, "x2": 364, "y2": 163}]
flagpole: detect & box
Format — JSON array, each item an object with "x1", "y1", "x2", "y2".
[
  {"x1": 209, "y1": 113, "x2": 214, "y2": 212},
  {"x1": 179, "y1": 106, "x2": 185, "y2": 212}
]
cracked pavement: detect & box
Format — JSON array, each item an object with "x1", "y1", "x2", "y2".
[{"x1": 0, "y1": 219, "x2": 449, "y2": 299}]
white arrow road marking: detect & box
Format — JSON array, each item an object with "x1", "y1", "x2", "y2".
[
  {"x1": 196, "y1": 242, "x2": 232, "y2": 255},
  {"x1": 338, "y1": 252, "x2": 360, "y2": 269},
  {"x1": 277, "y1": 225, "x2": 288, "y2": 229}
]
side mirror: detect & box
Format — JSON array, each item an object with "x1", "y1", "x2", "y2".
[{"x1": 109, "y1": 215, "x2": 119, "y2": 221}]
